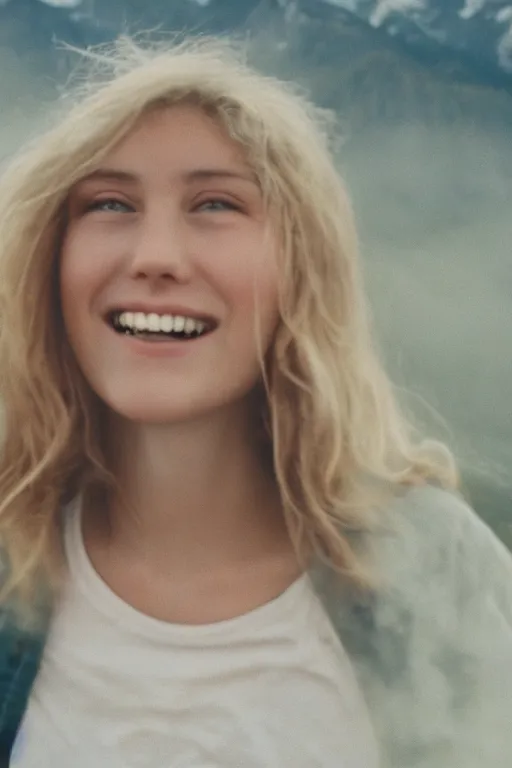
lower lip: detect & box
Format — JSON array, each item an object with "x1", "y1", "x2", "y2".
[{"x1": 110, "y1": 328, "x2": 213, "y2": 358}]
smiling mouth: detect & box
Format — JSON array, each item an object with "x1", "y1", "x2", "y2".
[{"x1": 108, "y1": 310, "x2": 217, "y2": 341}]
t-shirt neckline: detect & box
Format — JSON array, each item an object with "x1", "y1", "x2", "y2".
[{"x1": 63, "y1": 495, "x2": 312, "y2": 644}]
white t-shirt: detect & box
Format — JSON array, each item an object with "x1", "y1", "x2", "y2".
[{"x1": 11, "y1": 500, "x2": 379, "y2": 768}]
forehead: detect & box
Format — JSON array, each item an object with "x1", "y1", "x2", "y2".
[{"x1": 102, "y1": 105, "x2": 250, "y2": 173}]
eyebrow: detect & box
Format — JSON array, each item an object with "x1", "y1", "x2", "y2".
[{"x1": 76, "y1": 167, "x2": 259, "y2": 187}]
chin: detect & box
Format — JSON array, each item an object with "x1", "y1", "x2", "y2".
[
  {"x1": 103, "y1": 399, "x2": 211, "y2": 425},
  {"x1": 86, "y1": 366, "x2": 265, "y2": 426},
  {"x1": 98, "y1": 386, "x2": 248, "y2": 426}
]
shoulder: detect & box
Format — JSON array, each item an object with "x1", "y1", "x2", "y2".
[
  {"x1": 312, "y1": 482, "x2": 512, "y2": 611},
  {"x1": 367, "y1": 483, "x2": 512, "y2": 643},
  {"x1": 0, "y1": 565, "x2": 51, "y2": 753},
  {"x1": 312, "y1": 483, "x2": 512, "y2": 765},
  {"x1": 380, "y1": 483, "x2": 512, "y2": 589},
  {"x1": 370, "y1": 485, "x2": 512, "y2": 762},
  {"x1": 383, "y1": 482, "x2": 487, "y2": 548},
  {"x1": 0, "y1": 549, "x2": 52, "y2": 676}
]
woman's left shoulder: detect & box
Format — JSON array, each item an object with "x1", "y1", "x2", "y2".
[
  {"x1": 393, "y1": 483, "x2": 511, "y2": 562},
  {"x1": 382, "y1": 482, "x2": 512, "y2": 616}
]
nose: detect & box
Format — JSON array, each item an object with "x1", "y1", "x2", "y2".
[{"x1": 128, "y1": 210, "x2": 193, "y2": 284}]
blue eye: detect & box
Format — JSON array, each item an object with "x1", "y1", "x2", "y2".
[
  {"x1": 196, "y1": 199, "x2": 241, "y2": 212},
  {"x1": 85, "y1": 198, "x2": 133, "y2": 213}
]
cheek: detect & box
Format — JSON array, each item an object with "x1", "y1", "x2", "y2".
[
  {"x1": 59, "y1": 246, "x2": 101, "y2": 357},
  {"x1": 220, "y1": 235, "x2": 280, "y2": 328},
  {"x1": 230, "y1": 266, "x2": 280, "y2": 347},
  {"x1": 250, "y1": 247, "x2": 280, "y2": 337},
  {"x1": 59, "y1": 243, "x2": 81, "y2": 327},
  {"x1": 59, "y1": 230, "x2": 110, "y2": 320}
]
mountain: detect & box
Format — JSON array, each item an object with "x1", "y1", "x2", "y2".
[
  {"x1": 316, "y1": 0, "x2": 512, "y2": 84},
  {"x1": 3, "y1": 0, "x2": 512, "y2": 91},
  {"x1": 2, "y1": 0, "x2": 512, "y2": 137}
]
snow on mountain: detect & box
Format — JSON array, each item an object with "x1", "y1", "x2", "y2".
[
  {"x1": 24, "y1": 0, "x2": 512, "y2": 84},
  {"x1": 37, "y1": 0, "x2": 81, "y2": 6},
  {"x1": 316, "y1": 0, "x2": 512, "y2": 80},
  {"x1": 369, "y1": 1, "x2": 427, "y2": 28}
]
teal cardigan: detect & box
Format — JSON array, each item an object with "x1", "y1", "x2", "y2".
[
  {"x1": 0, "y1": 610, "x2": 48, "y2": 762},
  {"x1": 1, "y1": 484, "x2": 512, "y2": 767}
]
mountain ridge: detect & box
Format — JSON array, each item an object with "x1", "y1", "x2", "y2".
[{"x1": 19, "y1": 0, "x2": 512, "y2": 90}]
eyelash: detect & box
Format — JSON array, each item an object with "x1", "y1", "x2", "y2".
[
  {"x1": 84, "y1": 198, "x2": 130, "y2": 214},
  {"x1": 83, "y1": 197, "x2": 244, "y2": 214}
]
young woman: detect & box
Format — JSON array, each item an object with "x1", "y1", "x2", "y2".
[{"x1": 0, "y1": 36, "x2": 510, "y2": 768}]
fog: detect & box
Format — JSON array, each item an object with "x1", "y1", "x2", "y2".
[{"x1": 347, "y1": 124, "x2": 512, "y2": 464}]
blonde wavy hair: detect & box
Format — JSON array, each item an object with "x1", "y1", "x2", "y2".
[{"x1": 0, "y1": 35, "x2": 459, "y2": 612}]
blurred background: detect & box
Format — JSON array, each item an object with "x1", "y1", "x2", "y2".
[{"x1": 0, "y1": 0, "x2": 511, "y2": 543}]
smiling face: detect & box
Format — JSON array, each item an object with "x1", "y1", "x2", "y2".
[{"x1": 60, "y1": 105, "x2": 280, "y2": 424}]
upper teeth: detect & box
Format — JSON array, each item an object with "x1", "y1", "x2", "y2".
[{"x1": 116, "y1": 311, "x2": 207, "y2": 335}]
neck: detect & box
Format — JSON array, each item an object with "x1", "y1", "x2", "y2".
[{"x1": 90, "y1": 398, "x2": 294, "y2": 577}]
